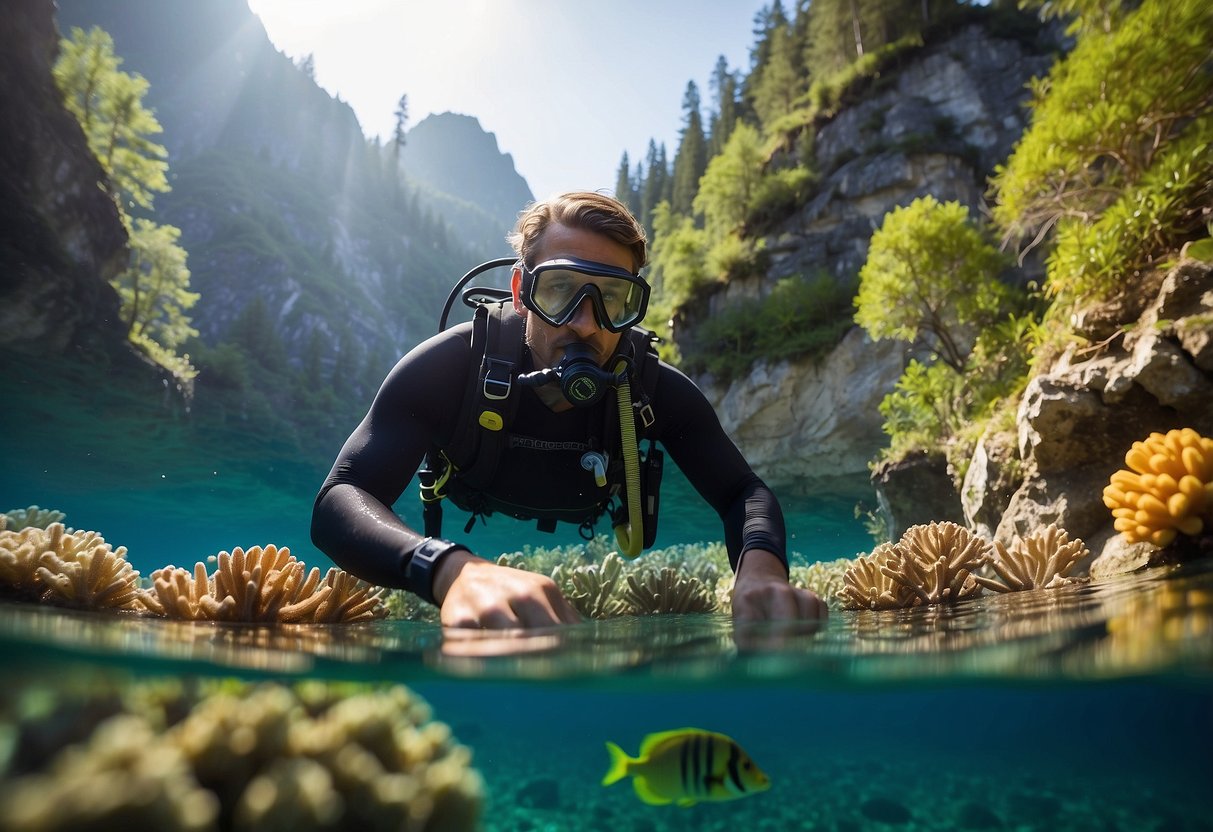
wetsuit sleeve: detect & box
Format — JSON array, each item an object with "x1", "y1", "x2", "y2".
[
  {"x1": 651, "y1": 364, "x2": 787, "y2": 573},
  {"x1": 310, "y1": 326, "x2": 471, "y2": 588}
]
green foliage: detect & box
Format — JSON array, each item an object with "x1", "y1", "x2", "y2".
[
  {"x1": 671, "y1": 82, "x2": 709, "y2": 216},
  {"x1": 647, "y1": 201, "x2": 711, "y2": 329},
  {"x1": 693, "y1": 122, "x2": 766, "y2": 238},
  {"x1": 992, "y1": 0, "x2": 1213, "y2": 306},
  {"x1": 53, "y1": 26, "x2": 168, "y2": 212},
  {"x1": 878, "y1": 358, "x2": 966, "y2": 456},
  {"x1": 54, "y1": 26, "x2": 196, "y2": 380},
  {"x1": 117, "y1": 220, "x2": 199, "y2": 379},
  {"x1": 684, "y1": 273, "x2": 854, "y2": 380},
  {"x1": 1045, "y1": 115, "x2": 1213, "y2": 302},
  {"x1": 746, "y1": 166, "x2": 817, "y2": 231},
  {"x1": 855, "y1": 196, "x2": 1010, "y2": 371}
]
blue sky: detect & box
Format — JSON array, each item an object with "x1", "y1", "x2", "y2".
[{"x1": 245, "y1": 0, "x2": 767, "y2": 203}]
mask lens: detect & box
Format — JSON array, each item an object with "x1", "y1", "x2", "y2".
[{"x1": 528, "y1": 261, "x2": 648, "y2": 332}]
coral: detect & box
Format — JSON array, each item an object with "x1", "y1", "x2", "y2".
[
  {"x1": 2, "y1": 505, "x2": 66, "y2": 532},
  {"x1": 1102, "y1": 428, "x2": 1213, "y2": 547},
  {"x1": 837, "y1": 543, "x2": 918, "y2": 610},
  {"x1": 976, "y1": 523, "x2": 1090, "y2": 592},
  {"x1": 0, "y1": 679, "x2": 483, "y2": 832},
  {"x1": 791, "y1": 557, "x2": 854, "y2": 608},
  {"x1": 617, "y1": 565, "x2": 717, "y2": 615},
  {"x1": 0, "y1": 523, "x2": 144, "y2": 612},
  {"x1": 552, "y1": 552, "x2": 627, "y2": 619},
  {"x1": 0, "y1": 713, "x2": 220, "y2": 831},
  {"x1": 838, "y1": 523, "x2": 989, "y2": 610},
  {"x1": 143, "y1": 546, "x2": 388, "y2": 624}
]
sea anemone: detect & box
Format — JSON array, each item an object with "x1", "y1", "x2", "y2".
[{"x1": 1102, "y1": 428, "x2": 1213, "y2": 547}]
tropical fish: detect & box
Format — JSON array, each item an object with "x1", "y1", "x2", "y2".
[{"x1": 601, "y1": 728, "x2": 770, "y2": 807}]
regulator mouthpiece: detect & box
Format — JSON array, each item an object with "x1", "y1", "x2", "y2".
[{"x1": 517, "y1": 343, "x2": 617, "y2": 407}]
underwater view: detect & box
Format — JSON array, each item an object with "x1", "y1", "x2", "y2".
[{"x1": 3, "y1": 403, "x2": 1212, "y2": 831}]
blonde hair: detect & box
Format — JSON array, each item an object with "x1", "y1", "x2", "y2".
[{"x1": 508, "y1": 191, "x2": 647, "y2": 272}]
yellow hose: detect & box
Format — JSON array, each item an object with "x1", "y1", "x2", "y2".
[{"x1": 613, "y1": 360, "x2": 644, "y2": 558}]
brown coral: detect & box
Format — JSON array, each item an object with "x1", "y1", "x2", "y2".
[
  {"x1": 976, "y1": 524, "x2": 1090, "y2": 593},
  {"x1": 1103, "y1": 428, "x2": 1213, "y2": 547}
]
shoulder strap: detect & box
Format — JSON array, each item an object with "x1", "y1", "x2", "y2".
[{"x1": 444, "y1": 302, "x2": 525, "y2": 491}]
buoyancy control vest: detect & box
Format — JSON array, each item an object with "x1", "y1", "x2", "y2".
[{"x1": 418, "y1": 262, "x2": 664, "y2": 547}]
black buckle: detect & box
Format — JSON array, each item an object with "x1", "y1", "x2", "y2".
[{"x1": 482, "y1": 358, "x2": 513, "y2": 401}]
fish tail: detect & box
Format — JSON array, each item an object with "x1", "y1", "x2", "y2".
[{"x1": 602, "y1": 741, "x2": 632, "y2": 787}]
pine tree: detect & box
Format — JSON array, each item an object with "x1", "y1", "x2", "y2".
[
  {"x1": 707, "y1": 55, "x2": 741, "y2": 157},
  {"x1": 670, "y1": 81, "x2": 708, "y2": 217},
  {"x1": 639, "y1": 140, "x2": 667, "y2": 237},
  {"x1": 614, "y1": 151, "x2": 639, "y2": 216},
  {"x1": 752, "y1": 23, "x2": 804, "y2": 129}
]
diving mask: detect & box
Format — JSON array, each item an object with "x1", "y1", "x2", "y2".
[{"x1": 519, "y1": 256, "x2": 649, "y2": 333}]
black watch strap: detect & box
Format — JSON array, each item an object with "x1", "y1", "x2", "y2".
[{"x1": 404, "y1": 537, "x2": 467, "y2": 605}]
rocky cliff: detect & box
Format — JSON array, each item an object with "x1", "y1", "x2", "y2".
[
  {"x1": 0, "y1": 0, "x2": 129, "y2": 359},
  {"x1": 965, "y1": 251, "x2": 1213, "y2": 569},
  {"x1": 692, "y1": 23, "x2": 1058, "y2": 496}
]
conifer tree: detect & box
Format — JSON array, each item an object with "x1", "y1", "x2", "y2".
[
  {"x1": 752, "y1": 23, "x2": 804, "y2": 129},
  {"x1": 707, "y1": 56, "x2": 741, "y2": 157},
  {"x1": 670, "y1": 81, "x2": 708, "y2": 217},
  {"x1": 614, "y1": 151, "x2": 639, "y2": 216},
  {"x1": 639, "y1": 140, "x2": 667, "y2": 236}
]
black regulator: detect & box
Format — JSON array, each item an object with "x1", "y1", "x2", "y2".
[{"x1": 517, "y1": 343, "x2": 621, "y2": 407}]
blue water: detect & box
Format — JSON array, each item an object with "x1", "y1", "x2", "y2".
[{"x1": 3, "y1": 361, "x2": 1212, "y2": 831}]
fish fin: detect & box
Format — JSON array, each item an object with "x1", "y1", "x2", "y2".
[
  {"x1": 602, "y1": 741, "x2": 632, "y2": 787},
  {"x1": 632, "y1": 776, "x2": 671, "y2": 805},
  {"x1": 637, "y1": 727, "x2": 708, "y2": 756}
]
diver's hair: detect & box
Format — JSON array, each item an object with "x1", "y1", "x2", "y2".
[{"x1": 508, "y1": 191, "x2": 647, "y2": 272}]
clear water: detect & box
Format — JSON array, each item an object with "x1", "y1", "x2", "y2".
[{"x1": 2, "y1": 362, "x2": 1212, "y2": 831}]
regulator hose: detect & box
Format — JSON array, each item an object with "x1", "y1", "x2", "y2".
[{"x1": 613, "y1": 358, "x2": 644, "y2": 558}]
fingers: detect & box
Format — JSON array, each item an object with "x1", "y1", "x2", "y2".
[
  {"x1": 439, "y1": 562, "x2": 582, "y2": 629},
  {"x1": 733, "y1": 582, "x2": 828, "y2": 623}
]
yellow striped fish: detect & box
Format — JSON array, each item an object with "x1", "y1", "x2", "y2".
[{"x1": 601, "y1": 728, "x2": 770, "y2": 807}]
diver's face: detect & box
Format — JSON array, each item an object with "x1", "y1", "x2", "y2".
[{"x1": 511, "y1": 223, "x2": 630, "y2": 372}]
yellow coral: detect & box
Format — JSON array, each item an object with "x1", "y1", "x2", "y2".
[
  {"x1": 1102, "y1": 428, "x2": 1213, "y2": 546},
  {"x1": 838, "y1": 523, "x2": 989, "y2": 610}
]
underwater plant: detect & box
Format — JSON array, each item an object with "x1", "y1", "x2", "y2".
[
  {"x1": 976, "y1": 523, "x2": 1090, "y2": 593},
  {"x1": 0, "y1": 679, "x2": 483, "y2": 832},
  {"x1": 1102, "y1": 427, "x2": 1213, "y2": 547}
]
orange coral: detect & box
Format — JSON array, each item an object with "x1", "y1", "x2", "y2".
[{"x1": 1102, "y1": 428, "x2": 1213, "y2": 547}]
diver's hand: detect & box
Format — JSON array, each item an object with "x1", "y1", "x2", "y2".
[
  {"x1": 433, "y1": 550, "x2": 583, "y2": 629},
  {"x1": 732, "y1": 549, "x2": 828, "y2": 622}
]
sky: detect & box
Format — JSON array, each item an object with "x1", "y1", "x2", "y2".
[{"x1": 244, "y1": 0, "x2": 767, "y2": 203}]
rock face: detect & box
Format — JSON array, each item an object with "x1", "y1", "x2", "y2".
[
  {"x1": 702, "y1": 327, "x2": 907, "y2": 494},
  {"x1": 694, "y1": 22, "x2": 1056, "y2": 493},
  {"x1": 0, "y1": 0, "x2": 129, "y2": 357},
  {"x1": 966, "y1": 254, "x2": 1213, "y2": 567}
]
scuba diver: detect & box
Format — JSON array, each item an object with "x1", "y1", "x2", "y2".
[{"x1": 311, "y1": 191, "x2": 827, "y2": 628}]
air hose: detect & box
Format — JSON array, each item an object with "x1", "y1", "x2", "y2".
[{"x1": 613, "y1": 358, "x2": 644, "y2": 558}]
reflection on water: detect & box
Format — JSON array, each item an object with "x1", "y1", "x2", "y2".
[{"x1": 3, "y1": 559, "x2": 1211, "y2": 687}]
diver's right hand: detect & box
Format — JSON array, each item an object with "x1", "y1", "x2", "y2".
[{"x1": 433, "y1": 551, "x2": 583, "y2": 629}]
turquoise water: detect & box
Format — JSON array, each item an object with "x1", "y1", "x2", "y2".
[{"x1": 2, "y1": 360, "x2": 1212, "y2": 830}]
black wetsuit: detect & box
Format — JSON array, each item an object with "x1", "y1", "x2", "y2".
[{"x1": 311, "y1": 319, "x2": 787, "y2": 592}]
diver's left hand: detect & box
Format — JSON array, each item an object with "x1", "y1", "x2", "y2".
[{"x1": 731, "y1": 549, "x2": 828, "y2": 621}]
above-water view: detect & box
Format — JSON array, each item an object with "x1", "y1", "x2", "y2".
[{"x1": 4, "y1": 0, "x2": 1213, "y2": 830}]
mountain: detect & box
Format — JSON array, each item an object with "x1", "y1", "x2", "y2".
[
  {"x1": 54, "y1": 0, "x2": 531, "y2": 360},
  {"x1": 402, "y1": 112, "x2": 534, "y2": 254}
]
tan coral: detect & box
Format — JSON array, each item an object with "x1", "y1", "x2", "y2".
[
  {"x1": 147, "y1": 547, "x2": 387, "y2": 624},
  {"x1": 1, "y1": 523, "x2": 144, "y2": 611},
  {"x1": 838, "y1": 543, "x2": 916, "y2": 610},
  {"x1": 1102, "y1": 427, "x2": 1213, "y2": 547},
  {"x1": 2, "y1": 505, "x2": 67, "y2": 532},
  {"x1": 976, "y1": 523, "x2": 1090, "y2": 593},
  {"x1": 617, "y1": 565, "x2": 716, "y2": 615},
  {"x1": 838, "y1": 523, "x2": 989, "y2": 611}
]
